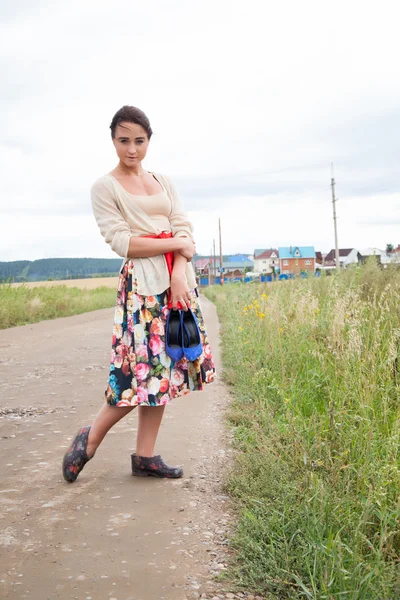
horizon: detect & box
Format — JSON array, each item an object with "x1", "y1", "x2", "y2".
[{"x1": 2, "y1": 242, "x2": 398, "y2": 266}]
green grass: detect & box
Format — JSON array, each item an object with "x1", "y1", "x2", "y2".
[
  {"x1": 0, "y1": 282, "x2": 116, "y2": 329},
  {"x1": 204, "y1": 261, "x2": 400, "y2": 599}
]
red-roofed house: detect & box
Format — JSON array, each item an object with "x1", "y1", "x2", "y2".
[
  {"x1": 324, "y1": 248, "x2": 361, "y2": 268},
  {"x1": 194, "y1": 258, "x2": 211, "y2": 275},
  {"x1": 253, "y1": 249, "x2": 279, "y2": 274}
]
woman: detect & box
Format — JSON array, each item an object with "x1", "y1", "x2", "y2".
[{"x1": 62, "y1": 105, "x2": 215, "y2": 482}]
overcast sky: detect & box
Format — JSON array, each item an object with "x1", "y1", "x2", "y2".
[{"x1": 1, "y1": 0, "x2": 399, "y2": 262}]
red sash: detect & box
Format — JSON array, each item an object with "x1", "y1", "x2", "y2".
[{"x1": 143, "y1": 231, "x2": 188, "y2": 309}]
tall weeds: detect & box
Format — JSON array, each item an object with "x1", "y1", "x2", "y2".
[
  {"x1": 0, "y1": 282, "x2": 116, "y2": 329},
  {"x1": 205, "y1": 262, "x2": 400, "y2": 599}
]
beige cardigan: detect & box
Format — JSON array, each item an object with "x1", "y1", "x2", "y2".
[{"x1": 90, "y1": 172, "x2": 197, "y2": 296}]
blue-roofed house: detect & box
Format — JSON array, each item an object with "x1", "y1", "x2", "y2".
[
  {"x1": 278, "y1": 246, "x2": 316, "y2": 275},
  {"x1": 217, "y1": 256, "x2": 254, "y2": 275},
  {"x1": 226, "y1": 253, "x2": 253, "y2": 263}
]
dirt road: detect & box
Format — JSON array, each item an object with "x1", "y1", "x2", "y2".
[{"x1": 0, "y1": 295, "x2": 234, "y2": 600}]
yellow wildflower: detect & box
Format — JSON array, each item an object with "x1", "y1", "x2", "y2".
[
  {"x1": 262, "y1": 293, "x2": 268, "y2": 299},
  {"x1": 238, "y1": 326, "x2": 243, "y2": 331},
  {"x1": 259, "y1": 313, "x2": 265, "y2": 319},
  {"x1": 279, "y1": 327, "x2": 283, "y2": 332}
]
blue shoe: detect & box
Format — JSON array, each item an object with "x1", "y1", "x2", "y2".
[
  {"x1": 182, "y1": 308, "x2": 203, "y2": 361},
  {"x1": 166, "y1": 309, "x2": 184, "y2": 361}
]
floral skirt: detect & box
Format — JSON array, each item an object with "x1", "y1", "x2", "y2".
[{"x1": 105, "y1": 259, "x2": 216, "y2": 407}]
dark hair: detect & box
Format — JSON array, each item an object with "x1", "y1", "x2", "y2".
[{"x1": 110, "y1": 105, "x2": 153, "y2": 139}]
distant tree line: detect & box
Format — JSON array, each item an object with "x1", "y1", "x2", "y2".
[{"x1": 0, "y1": 257, "x2": 123, "y2": 283}]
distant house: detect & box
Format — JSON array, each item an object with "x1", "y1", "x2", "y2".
[
  {"x1": 194, "y1": 258, "x2": 211, "y2": 275},
  {"x1": 226, "y1": 253, "x2": 252, "y2": 262},
  {"x1": 278, "y1": 246, "x2": 316, "y2": 275},
  {"x1": 254, "y1": 249, "x2": 270, "y2": 259},
  {"x1": 315, "y1": 251, "x2": 323, "y2": 265},
  {"x1": 359, "y1": 248, "x2": 394, "y2": 266},
  {"x1": 387, "y1": 246, "x2": 400, "y2": 263},
  {"x1": 253, "y1": 248, "x2": 279, "y2": 274},
  {"x1": 324, "y1": 248, "x2": 361, "y2": 268},
  {"x1": 195, "y1": 254, "x2": 254, "y2": 278},
  {"x1": 216, "y1": 257, "x2": 254, "y2": 276}
]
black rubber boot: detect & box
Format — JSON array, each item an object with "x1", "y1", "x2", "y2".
[
  {"x1": 131, "y1": 453, "x2": 183, "y2": 478},
  {"x1": 62, "y1": 426, "x2": 93, "y2": 483}
]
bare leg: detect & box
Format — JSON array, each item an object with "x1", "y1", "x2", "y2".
[
  {"x1": 86, "y1": 404, "x2": 134, "y2": 458},
  {"x1": 136, "y1": 405, "x2": 165, "y2": 457}
]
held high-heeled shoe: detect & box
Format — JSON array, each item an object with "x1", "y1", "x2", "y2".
[
  {"x1": 182, "y1": 308, "x2": 203, "y2": 361},
  {"x1": 165, "y1": 309, "x2": 184, "y2": 361}
]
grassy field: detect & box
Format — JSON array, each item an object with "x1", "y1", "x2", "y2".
[
  {"x1": 204, "y1": 261, "x2": 400, "y2": 599},
  {"x1": 0, "y1": 277, "x2": 119, "y2": 329}
]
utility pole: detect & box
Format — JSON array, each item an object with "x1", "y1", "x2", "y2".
[
  {"x1": 208, "y1": 249, "x2": 212, "y2": 286},
  {"x1": 213, "y1": 238, "x2": 216, "y2": 283},
  {"x1": 219, "y1": 218, "x2": 224, "y2": 285},
  {"x1": 331, "y1": 163, "x2": 340, "y2": 271}
]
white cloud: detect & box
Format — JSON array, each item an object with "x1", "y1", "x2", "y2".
[{"x1": 1, "y1": 0, "x2": 399, "y2": 261}]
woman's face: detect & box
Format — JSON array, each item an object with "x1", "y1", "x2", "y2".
[{"x1": 112, "y1": 121, "x2": 150, "y2": 168}]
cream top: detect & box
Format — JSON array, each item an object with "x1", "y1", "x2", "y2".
[
  {"x1": 127, "y1": 191, "x2": 171, "y2": 231},
  {"x1": 90, "y1": 171, "x2": 197, "y2": 296}
]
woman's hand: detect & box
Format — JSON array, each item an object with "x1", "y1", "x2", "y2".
[
  {"x1": 170, "y1": 273, "x2": 191, "y2": 311},
  {"x1": 179, "y1": 238, "x2": 196, "y2": 261}
]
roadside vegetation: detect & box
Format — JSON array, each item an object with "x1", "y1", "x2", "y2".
[
  {"x1": 205, "y1": 261, "x2": 400, "y2": 599},
  {"x1": 0, "y1": 281, "x2": 116, "y2": 329}
]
